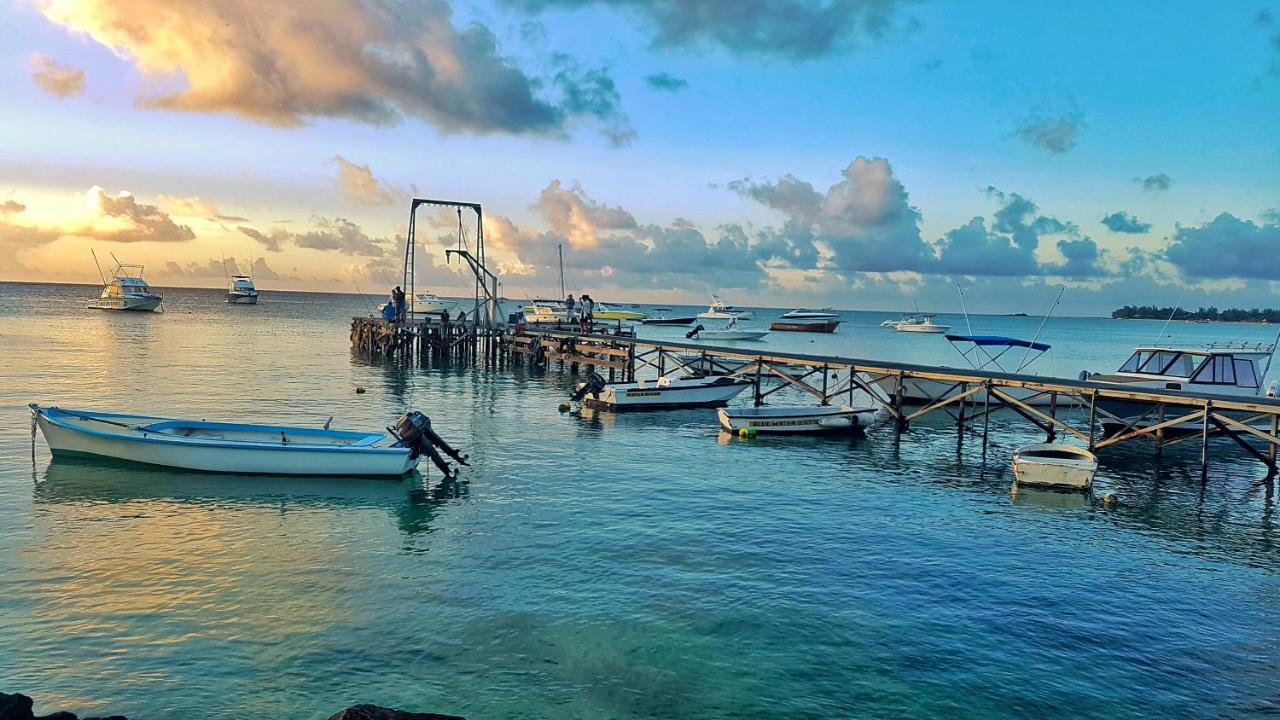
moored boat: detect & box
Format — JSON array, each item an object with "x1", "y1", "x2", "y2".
[
  {"x1": 408, "y1": 291, "x2": 457, "y2": 314},
  {"x1": 571, "y1": 373, "x2": 751, "y2": 410},
  {"x1": 640, "y1": 315, "x2": 697, "y2": 325},
  {"x1": 896, "y1": 314, "x2": 950, "y2": 333},
  {"x1": 86, "y1": 252, "x2": 162, "y2": 311},
  {"x1": 29, "y1": 405, "x2": 467, "y2": 477},
  {"x1": 697, "y1": 295, "x2": 753, "y2": 320},
  {"x1": 593, "y1": 303, "x2": 646, "y2": 321},
  {"x1": 771, "y1": 317, "x2": 841, "y2": 333},
  {"x1": 718, "y1": 405, "x2": 876, "y2": 434},
  {"x1": 1012, "y1": 443, "x2": 1098, "y2": 490},
  {"x1": 225, "y1": 274, "x2": 259, "y2": 304}
]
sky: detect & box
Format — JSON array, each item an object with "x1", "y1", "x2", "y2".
[{"x1": 0, "y1": 0, "x2": 1278, "y2": 314}]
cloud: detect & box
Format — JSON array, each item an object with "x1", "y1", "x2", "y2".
[
  {"x1": 732, "y1": 156, "x2": 935, "y2": 273},
  {"x1": 27, "y1": 52, "x2": 85, "y2": 97},
  {"x1": 1136, "y1": 173, "x2": 1173, "y2": 191},
  {"x1": 1015, "y1": 108, "x2": 1084, "y2": 153},
  {"x1": 36, "y1": 0, "x2": 629, "y2": 142},
  {"x1": 239, "y1": 217, "x2": 391, "y2": 256},
  {"x1": 159, "y1": 256, "x2": 292, "y2": 281},
  {"x1": 1100, "y1": 211, "x2": 1152, "y2": 234},
  {"x1": 550, "y1": 53, "x2": 634, "y2": 146},
  {"x1": 645, "y1": 72, "x2": 688, "y2": 91},
  {"x1": 157, "y1": 195, "x2": 249, "y2": 222},
  {"x1": 533, "y1": 180, "x2": 637, "y2": 248},
  {"x1": 333, "y1": 156, "x2": 395, "y2": 206},
  {"x1": 85, "y1": 186, "x2": 196, "y2": 242},
  {"x1": 506, "y1": 0, "x2": 918, "y2": 60},
  {"x1": 1, "y1": 200, "x2": 26, "y2": 215},
  {"x1": 1165, "y1": 212, "x2": 1280, "y2": 280}
]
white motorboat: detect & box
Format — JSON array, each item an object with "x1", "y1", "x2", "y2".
[
  {"x1": 697, "y1": 295, "x2": 754, "y2": 320},
  {"x1": 687, "y1": 317, "x2": 768, "y2": 341},
  {"x1": 896, "y1": 314, "x2": 950, "y2": 333},
  {"x1": 408, "y1": 291, "x2": 457, "y2": 314},
  {"x1": 29, "y1": 406, "x2": 468, "y2": 477},
  {"x1": 771, "y1": 310, "x2": 841, "y2": 333},
  {"x1": 522, "y1": 302, "x2": 570, "y2": 325},
  {"x1": 640, "y1": 315, "x2": 697, "y2": 326},
  {"x1": 881, "y1": 314, "x2": 915, "y2": 328},
  {"x1": 780, "y1": 308, "x2": 838, "y2": 320},
  {"x1": 1084, "y1": 341, "x2": 1280, "y2": 435},
  {"x1": 1012, "y1": 443, "x2": 1098, "y2": 490},
  {"x1": 592, "y1": 303, "x2": 646, "y2": 321},
  {"x1": 225, "y1": 274, "x2": 258, "y2": 304},
  {"x1": 571, "y1": 373, "x2": 752, "y2": 410},
  {"x1": 86, "y1": 252, "x2": 162, "y2": 311},
  {"x1": 718, "y1": 405, "x2": 877, "y2": 434}
]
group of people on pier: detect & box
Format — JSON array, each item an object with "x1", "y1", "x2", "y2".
[{"x1": 565, "y1": 293, "x2": 595, "y2": 332}]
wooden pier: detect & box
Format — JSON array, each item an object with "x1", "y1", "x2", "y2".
[
  {"x1": 505, "y1": 328, "x2": 1280, "y2": 477},
  {"x1": 350, "y1": 316, "x2": 505, "y2": 362}
]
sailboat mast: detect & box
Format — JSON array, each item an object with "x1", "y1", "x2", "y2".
[{"x1": 558, "y1": 244, "x2": 565, "y2": 299}]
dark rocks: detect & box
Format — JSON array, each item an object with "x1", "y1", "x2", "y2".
[
  {"x1": 327, "y1": 705, "x2": 464, "y2": 720},
  {"x1": 0, "y1": 693, "x2": 34, "y2": 720},
  {"x1": 1, "y1": 693, "x2": 127, "y2": 720}
]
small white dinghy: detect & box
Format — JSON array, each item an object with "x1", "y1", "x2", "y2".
[
  {"x1": 718, "y1": 405, "x2": 877, "y2": 434},
  {"x1": 571, "y1": 372, "x2": 751, "y2": 410},
  {"x1": 1011, "y1": 443, "x2": 1098, "y2": 490},
  {"x1": 686, "y1": 317, "x2": 769, "y2": 342},
  {"x1": 30, "y1": 405, "x2": 468, "y2": 477}
]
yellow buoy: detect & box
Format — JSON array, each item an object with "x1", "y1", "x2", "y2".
[
  {"x1": 1102, "y1": 492, "x2": 1117, "y2": 506},
  {"x1": 738, "y1": 427, "x2": 749, "y2": 438},
  {"x1": 558, "y1": 403, "x2": 571, "y2": 413}
]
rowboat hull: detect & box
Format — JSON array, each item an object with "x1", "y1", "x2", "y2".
[
  {"x1": 718, "y1": 405, "x2": 875, "y2": 433},
  {"x1": 581, "y1": 377, "x2": 752, "y2": 410},
  {"x1": 1012, "y1": 444, "x2": 1097, "y2": 490},
  {"x1": 33, "y1": 407, "x2": 418, "y2": 477}
]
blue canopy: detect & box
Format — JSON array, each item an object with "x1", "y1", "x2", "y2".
[{"x1": 945, "y1": 334, "x2": 1050, "y2": 352}]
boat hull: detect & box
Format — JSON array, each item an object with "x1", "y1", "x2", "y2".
[
  {"x1": 1012, "y1": 444, "x2": 1097, "y2": 490},
  {"x1": 581, "y1": 377, "x2": 751, "y2": 410},
  {"x1": 87, "y1": 296, "x2": 162, "y2": 311},
  {"x1": 896, "y1": 324, "x2": 948, "y2": 333},
  {"x1": 696, "y1": 331, "x2": 769, "y2": 341},
  {"x1": 226, "y1": 292, "x2": 258, "y2": 304},
  {"x1": 718, "y1": 405, "x2": 874, "y2": 433},
  {"x1": 697, "y1": 311, "x2": 754, "y2": 320},
  {"x1": 594, "y1": 311, "x2": 645, "y2": 321},
  {"x1": 770, "y1": 319, "x2": 840, "y2": 333},
  {"x1": 34, "y1": 409, "x2": 418, "y2": 477},
  {"x1": 640, "y1": 316, "x2": 697, "y2": 325},
  {"x1": 865, "y1": 375, "x2": 1059, "y2": 407}
]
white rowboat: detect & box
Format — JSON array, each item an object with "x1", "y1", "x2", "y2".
[
  {"x1": 31, "y1": 405, "x2": 424, "y2": 476},
  {"x1": 718, "y1": 405, "x2": 876, "y2": 434},
  {"x1": 1011, "y1": 444, "x2": 1098, "y2": 490}
]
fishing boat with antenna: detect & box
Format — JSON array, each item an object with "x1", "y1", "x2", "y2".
[
  {"x1": 86, "y1": 251, "x2": 162, "y2": 312},
  {"x1": 29, "y1": 405, "x2": 469, "y2": 477}
]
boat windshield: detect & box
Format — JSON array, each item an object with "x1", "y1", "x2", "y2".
[{"x1": 1118, "y1": 350, "x2": 1201, "y2": 378}]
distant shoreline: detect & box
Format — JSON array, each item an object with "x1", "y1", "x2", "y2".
[{"x1": 1112, "y1": 305, "x2": 1280, "y2": 323}]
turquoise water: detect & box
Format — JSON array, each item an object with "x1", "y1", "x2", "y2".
[{"x1": 3, "y1": 283, "x2": 1280, "y2": 719}]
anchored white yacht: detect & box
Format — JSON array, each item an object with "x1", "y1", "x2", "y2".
[
  {"x1": 225, "y1": 275, "x2": 258, "y2": 304},
  {"x1": 408, "y1": 291, "x2": 457, "y2": 314},
  {"x1": 896, "y1": 314, "x2": 950, "y2": 333},
  {"x1": 86, "y1": 253, "x2": 162, "y2": 312},
  {"x1": 697, "y1": 295, "x2": 753, "y2": 320}
]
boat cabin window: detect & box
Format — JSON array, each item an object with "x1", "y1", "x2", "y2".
[
  {"x1": 1131, "y1": 351, "x2": 1197, "y2": 377},
  {"x1": 1191, "y1": 355, "x2": 1234, "y2": 384},
  {"x1": 1118, "y1": 351, "x2": 1152, "y2": 373},
  {"x1": 1235, "y1": 358, "x2": 1258, "y2": 388}
]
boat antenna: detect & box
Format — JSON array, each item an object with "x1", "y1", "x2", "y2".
[
  {"x1": 1017, "y1": 286, "x2": 1064, "y2": 372},
  {"x1": 956, "y1": 282, "x2": 974, "y2": 336},
  {"x1": 220, "y1": 251, "x2": 230, "y2": 279},
  {"x1": 89, "y1": 248, "x2": 106, "y2": 285},
  {"x1": 1153, "y1": 301, "x2": 1180, "y2": 345}
]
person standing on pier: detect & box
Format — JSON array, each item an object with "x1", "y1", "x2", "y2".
[
  {"x1": 565, "y1": 294, "x2": 576, "y2": 324},
  {"x1": 392, "y1": 286, "x2": 406, "y2": 323},
  {"x1": 580, "y1": 294, "x2": 594, "y2": 332}
]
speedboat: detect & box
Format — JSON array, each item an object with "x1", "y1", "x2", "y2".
[
  {"x1": 592, "y1": 303, "x2": 646, "y2": 321},
  {"x1": 29, "y1": 405, "x2": 467, "y2": 477},
  {"x1": 86, "y1": 253, "x2": 162, "y2": 311},
  {"x1": 697, "y1": 295, "x2": 754, "y2": 320},
  {"x1": 865, "y1": 334, "x2": 1055, "y2": 406},
  {"x1": 771, "y1": 309, "x2": 841, "y2": 333},
  {"x1": 1083, "y1": 341, "x2": 1280, "y2": 435},
  {"x1": 881, "y1": 313, "x2": 916, "y2": 328},
  {"x1": 225, "y1": 274, "x2": 258, "y2": 304},
  {"x1": 718, "y1": 405, "x2": 876, "y2": 434},
  {"x1": 640, "y1": 315, "x2": 697, "y2": 325},
  {"x1": 571, "y1": 373, "x2": 752, "y2": 410},
  {"x1": 688, "y1": 319, "x2": 768, "y2": 341},
  {"x1": 408, "y1": 291, "x2": 458, "y2": 314},
  {"x1": 522, "y1": 303, "x2": 570, "y2": 325},
  {"x1": 1012, "y1": 444, "x2": 1098, "y2": 490},
  {"x1": 896, "y1": 314, "x2": 950, "y2": 333}
]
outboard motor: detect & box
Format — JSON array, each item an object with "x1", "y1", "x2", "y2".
[
  {"x1": 569, "y1": 370, "x2": 607, "y2": 402},
  {"x1": 390, "y1": 411, "x2": 470, "y2": 476},
  {"x1": 1078, "y1": 370, "x2": 1091, "y2": 382},
  {"x1": 685, "y1": 324, "x2": 704, "y2": 339}
]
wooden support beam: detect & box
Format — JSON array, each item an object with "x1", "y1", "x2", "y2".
[
  {"x1": 988, "y1": 387, "x2": 1091, "y2": 443},
  {"x1": 904, "y1": 383, "x2": 987, "y2": 422},
  {"x1": 1093, "y1": 408, "x2": 1206, "y2": 449}
]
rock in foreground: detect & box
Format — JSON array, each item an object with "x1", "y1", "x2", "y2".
[{"x1": 328, "y1": 705, "x2": 464, "y2": 720}]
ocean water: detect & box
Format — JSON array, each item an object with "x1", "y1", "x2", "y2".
[{"x1": 2, "y1": 282, "x2": 1280, "y2": 719}]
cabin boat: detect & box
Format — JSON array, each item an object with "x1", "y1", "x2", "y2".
[
  {"x1": 865, "y1": 334, "x2": 1056, "y2": 406},
  {"x1": 896, "y1": 314, "x2": 950, "y2": 333},
  {"x1": 225, "y1": 274, "x2": 258, "y2": 304},
  {"x1": 522, "y1": 303, "x2": 570, "y2": 325},
  {"x1": 772, "y1": 309, "x2": 841, "y2": 333},
  {"x1": 697, "y1": 295, "x2": 754, "y2": 320},
  {"x1": 1084, "y1": 342, "x2": 1279, "y2": 434},
  {"x1": 87, "y1": 257, "x2": 162, "y2": 311},
  {"x1": 592, "y1": 303, "x2": 646, "y2": 321},
  {"x1": 718, "y1": 405, "x2": 876, "y2": 434},
  {"x1": 1012, "y1": 444, "x2": 1098, "y2": 490},
  {"x1": 28, "y1": 405, "x2": 442, "y2": 476},
  {"x1": 881, "y1": 313, "x2": 916, "y2": 328},
  {"x1": 573, "y1": 375, "x2": 751, "y2": 410},
  {"x1": 408, "y1": 291, "x2": 457, "y2": 314}
]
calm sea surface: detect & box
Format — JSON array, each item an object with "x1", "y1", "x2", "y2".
[{"x1": 3, "y1": 282, "x2": 1280, "y2": 719}]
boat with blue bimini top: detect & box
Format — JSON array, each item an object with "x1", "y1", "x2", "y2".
[
  {"x1": 866, "y1": 333, "x2": 1057, "y2": 406},
  {"x1": 29, "y1": 405, "x2": 468, "y2": 477}
]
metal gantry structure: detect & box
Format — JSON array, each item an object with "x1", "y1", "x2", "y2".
[{"x1": 403, "y1": 198, "x2": 500, "y2": 329}]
